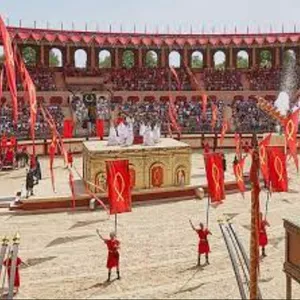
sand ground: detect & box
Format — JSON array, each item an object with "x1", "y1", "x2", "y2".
[{"x1": 0, "y1": 151, "x2": 300, "y2": 299}]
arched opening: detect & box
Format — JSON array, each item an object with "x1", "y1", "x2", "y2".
[
  {"x1": 99, "y1": 50, "x2": 112, "y2": 68},
  {"x1": 49, "y1": 48, "x2": 63, "y2": 67},
  {"x1": 283, "y1": 49, "x2": 296, "y2": 66},
  {"x1": 213, "y1": 51, "x2": 226, "y2": 69},
  {"x1": 0, "y1": 46, "x2": 4, "y2": 65},
  {"x1": 236, "y1": 50, "x2": 249, "y2": 69},
  {"x1": 122, "y1": 50, "x2": 135, "y2": 69},
  {"x1": 22, "y1": 46, "x2": 37, "y2": 66},
  {"x1": 168, "y1": 51, "x2": 181, "y2": 68},
  {"x1": 74, "y1": 49, "x2": 87, "y2": 68},
  {"x1": 191, "y1": 51, "x2": 203, "y2": 69},
  {"x1": 145, "y1": 50, "x2": 158, "y2": 68},
  {"x1": 260, "y1": 50, "x2": 272, "y2": 68}
]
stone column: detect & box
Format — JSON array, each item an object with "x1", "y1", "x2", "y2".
[
  {"x1": 161, "y1": 47, "x2": 167, "y2": 67},
  {"x1": 40, "y1": 44, "x2": 45, "y2": 66},
  {"x1": 115, "y1": 48, "x2": 120, "y2": 68},
  {"x1": 206, "y1": 47, "x2": 212, "y2": 68},
  {"x1": 252, "y1": 47, "x2": 257, "y2": 68},
  {"x1": 90, "y1": 44, "x2": 96, "y2": 69},
  {"x1": 229, "y1": 47, "x2": 234, "y2": 69},
  {"x1": 138, "y1": 48, "x2": 143, "y2": 68},
  {"x1": 66, "y1": 45, "x2": 71, "y2": 66},
  {"x1": 183, "y1": 47, "x2": 189, "y2": 67},
  {"x1": 275, "y1": 47, "x2": 281, "y2": 67}
]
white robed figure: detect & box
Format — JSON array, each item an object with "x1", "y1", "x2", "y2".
[
  {"x1": 117, "y1": 121, "x2": 128, "y2": 145},
  {"x1": 139, "y1": 122, "x2": 146, "y2": 136},
  {"x1": 107, "y1": 122, "x2": 119, "y2": 146},
  {"x1": 143, "y1": 124, "x2": 155, "y2": 146},
  {"x1": 152, "y1": 123, "x2": 161, "y2": 144},
  {"x1": 125, "y1": 117, "x2": 134, "y2": 146}
]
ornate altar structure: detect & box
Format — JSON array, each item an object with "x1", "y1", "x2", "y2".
[
  {"x1": 283, "y1": 217, "x2": 300, "y2": 299},
  {"x1": 83, "y1": 138, "x2": 191, "y2": 193}
]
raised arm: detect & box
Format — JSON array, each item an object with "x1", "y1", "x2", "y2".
[
  {"x1": 189, "y1": 219, "x2": 196, "y2": 231},
  {"x1": 96, "y1": 229, "x2": 105, "y2": 241}
]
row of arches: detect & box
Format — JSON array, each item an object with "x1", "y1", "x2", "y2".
[{"x1": 0, "y1": 46, "x2": 297, "y2": 69}]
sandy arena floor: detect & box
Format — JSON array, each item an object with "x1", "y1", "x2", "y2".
[{"x1": 0, "y1": 151, "x2": 300, "y2": 299}]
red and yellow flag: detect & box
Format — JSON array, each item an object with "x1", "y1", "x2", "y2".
[
  {"x1": 0, "y1": 16, "x2": 18, "y2": 123},
  {"x1": 211, "y1": 103, "x2": 217, "y2": 130},
  {"x1": 0, "y1": 67, "x2": 3, "y2": 101},
  {"x1": 258, "y1": 133, "x2": 272, "y2": 185},
  {"x1": 106, "y1": 160, "x2": 132, "y2": 215},
  {"x1": 233, "y1": 157, "x2": 246, "y2": 195},
  {"x1": 204, "y1": 153, "x2": 225, "y2": 203},
  {"x1": 234, "y1": 133, "x2": 241, "y2": 157},
  {"x1": 284, "y1": 109, "x2": 299, "y2": 171},
  {"x1": 202, "y1": 94, "x2": 207, "y2": 118},
  {"x1": 220, "y1": 120, "x2": 230, "y2": 146},
  {"x1": 267, "y1": 146, "x2": 288, "y2": 192}
]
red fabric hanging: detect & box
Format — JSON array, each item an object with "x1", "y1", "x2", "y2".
[{"x1": 63, "y1": 120, "x2": 74, "y2": 138}]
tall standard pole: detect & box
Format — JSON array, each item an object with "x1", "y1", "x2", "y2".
[{"x1": 249, "y1": 134, "x2": 260, "y2": 300}]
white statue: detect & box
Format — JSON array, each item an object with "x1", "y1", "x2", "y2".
[
  {"x1": 152, "y1": 123, "x2": 161, "y2": 144},
  {"x1": 139, "y1": 122, "x2": 146, "y2": 136},
  {"x1": 107, "y1": 125, "x2": 119, "y2": 146},
  {"x1": 117, "y1": 121, "x2": 127, "y2": 145},
  {"x1": 143, "y1": 124, "x2": 155, "y2": 146},
  {"x1": 125, "y1": 117, "x2": 134, "y2": 146}
]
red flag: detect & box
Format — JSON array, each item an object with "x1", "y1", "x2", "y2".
[
  {"x1": 204, "y1": 153, "x2": 225, "y2": 203},
  {"x1": 220, "y1": 120, "x2": 229, "y2": 146},
  {"x1": 233, "y1": 157, "x2": 246, "y2": 195},
  {"x1": 63, "y1": 119, "x2": 74, "y2": 138},
  {"x1": 0, "y1": 67, "x2": 3, "y2": 101},
  {"x1": 284, "y1": 109, "x2": 299, "y2": 171},
  {"x1": 96, "y1": 119, "x2": 104, "y2": 139},
  {"x1": 106, "y1": 160, "x2": 132, "y2": 215},
  {"x1": 170, "y1": 66, "x2": 181, "y2": 90},
  {"x1": 168, "y1": 96, "x2": 181, "y2": 136},
  {"x1": 69, "y1": 170, "x2": 76, "y2": 209},
  {"x1": 202, "y1": 94, "x2": 207, "y2": 118},
  {"x1": 0, "y1": 16, "x2": 18, "y2": 123},
  {"x1": 211, "y1": 103, "x2": 217, "y2": 130},
  {"x1": 267, "y1": 146, "x2": 288, "y2": 192},
  {"x1": 234, "y1": 133, "x2": 241, "y2": 157},
  {"x1": 259, "y1": 133, "x2": 272, "y2": 185},
  {"x1": 49, "y1": 132, "x2": 57, "y2": 192}
]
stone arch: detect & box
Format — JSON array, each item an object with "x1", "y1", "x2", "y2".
[
  {"x1": 145, "y1": 50, "x2": 158, "y2": 68},
  {"x1": 74, "y1": 48, "x2": 87, "y2": 68},
  {"x1": 129, "y1": 164, "x2": 136, "y2": 189},
  {"x1": 49, "y1": 48, "x2": 63, "y2": 67},
  {"x1": 122, "y1": 50, "x2": 135, "y2": 68},
  {"x1": 236, "y1": 50, "x2": 249, "y2": 69},
  {"x1": 213, "y1": 50, "x2": 226, "y2": 69},
  {"x1": 168, "y1": 50, "x2": 181, "y2": 68},
  {"x1": 191, "y1": 51, "x2": 203, "y2": 68},
  {"x1": 149, "y1": 162, "x2": 165, "y2": 188},
  {"x1": 260, "y1": 49, "x2": 272, "y2": 68},
  {"x1": 22, "y1": 46, "x2": 37, "y2": 66},
  {"x1": 99, "y1": 49, "x2": 112, "y2": 68},
  {"x1": 95, "y1": 171, "x2": 107, "y2": 193},
  {"x1": 175, "y1": 165, "x2": 188, "y2": 186}
]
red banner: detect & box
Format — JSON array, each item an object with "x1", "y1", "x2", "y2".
[
  {"x1": 204, "y1": 153, "x2": 225, "y2": 203},
  {"x1": 220, "y1": 120, "x2": 229, "y2": 146},
  {"x1": 233, "y1": 157, "x2": 246, "y2": 194},
  {"x1": 211, "y1": 103, "x2": 217, "y2": 130},
  {"x1": 0, "y1": 67, "x2": 3, "y2": 101},
  {"x1": 63, "y1": 119, "x2": 74, "y2": 138},
  {"x1": 106, "y1": 160, "x2": 132, "y2": 215},
  {"x1": 284, "y1": 109, "x2": 299, "y2": 171},
  {"x1": 202, "y1": 94, "x2": 207, "y2": 118},
  {"x1": 96, "y1": 119, "x2": 104, "y2": 139},
  {"x1": 234, "y1": 133, "x2": 241, "y2": 157},
  {"x1": 170, "y1": 66, "x2": 181, "y2": 90},
  {"x1": 267, "y1": 146, "x2": 288, "y2": 192},
  {"x1": 168, "y1": 96, "x2": 181, "y2": 136},
  {"x1": 0, "y1": 16, "x2": 18, "y2": 123},
  {"x1": 258, "y1": 133, "x2": 272, "y2": 185}
]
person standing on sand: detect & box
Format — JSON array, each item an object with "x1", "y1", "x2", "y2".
[
  {"x1": 189, "y1": 220, "x2": 212, "y2": 266},
  {"x1": 259, "y1": 212, "x2": 270, "y2": 258},
  {"x1": 96, "y1": 230, "x2": 121, "y2": 282}
]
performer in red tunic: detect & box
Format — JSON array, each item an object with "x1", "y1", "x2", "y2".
[
  {"x1": 96, "y1": 230, "x2": 120, "y2": 282},
  {"x1": 189, "y1": 220, "x2": 212, "y2": 266},
  {"x1": 67, "y1": 151, "x2": 73, "y2": 168},
  {"x1": 3, "y1": 251, "x2": 26, "y2": 294},
  {"x1": 259, "y1": 212, "x2": 270, "y2": 257}
]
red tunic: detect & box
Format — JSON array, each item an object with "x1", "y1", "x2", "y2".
[
  {"x1": 105, "y1": 239, "x2": 120, "y2": 269},
  {"x1": 259, "y1": 220, "x2": 268, "y2": 247},
  {"x1": 5, "y1": 150, "x2": 14, "y2": 163},
  {"x1": 3, "y1": 257, "x2": 22, "y2": 287},
  {"x1": 67, "y1": 152, "x2": 73, "y2": 164},
  {"x1": 197, "y1": 229, "x2": 210, "y2": 254}
]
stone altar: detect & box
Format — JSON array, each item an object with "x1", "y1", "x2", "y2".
[{"x1": 82, "y1": 138, "x2": 192, "y2": 193}]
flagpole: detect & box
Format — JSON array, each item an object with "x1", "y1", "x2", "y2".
[
  {"x1": 115, "y1": 214, "x2": 118, "y2": 236},
  {"x1": 265, "y1": 190, "x2": 270, "y2": 220},
  {"x1": 206, "y1": 196, "x2": 210, "y2": 228}
]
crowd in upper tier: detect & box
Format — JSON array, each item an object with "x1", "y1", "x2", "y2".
[
  {"x1": 71, "y1": 95, "x2": 277, "y2": 135},
  {"x1": 0, "y1": 103, "x2": 64, "y2": 139},
  {"x1": 247, "y1": 67, "x2": 281, "y2": 91}
]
